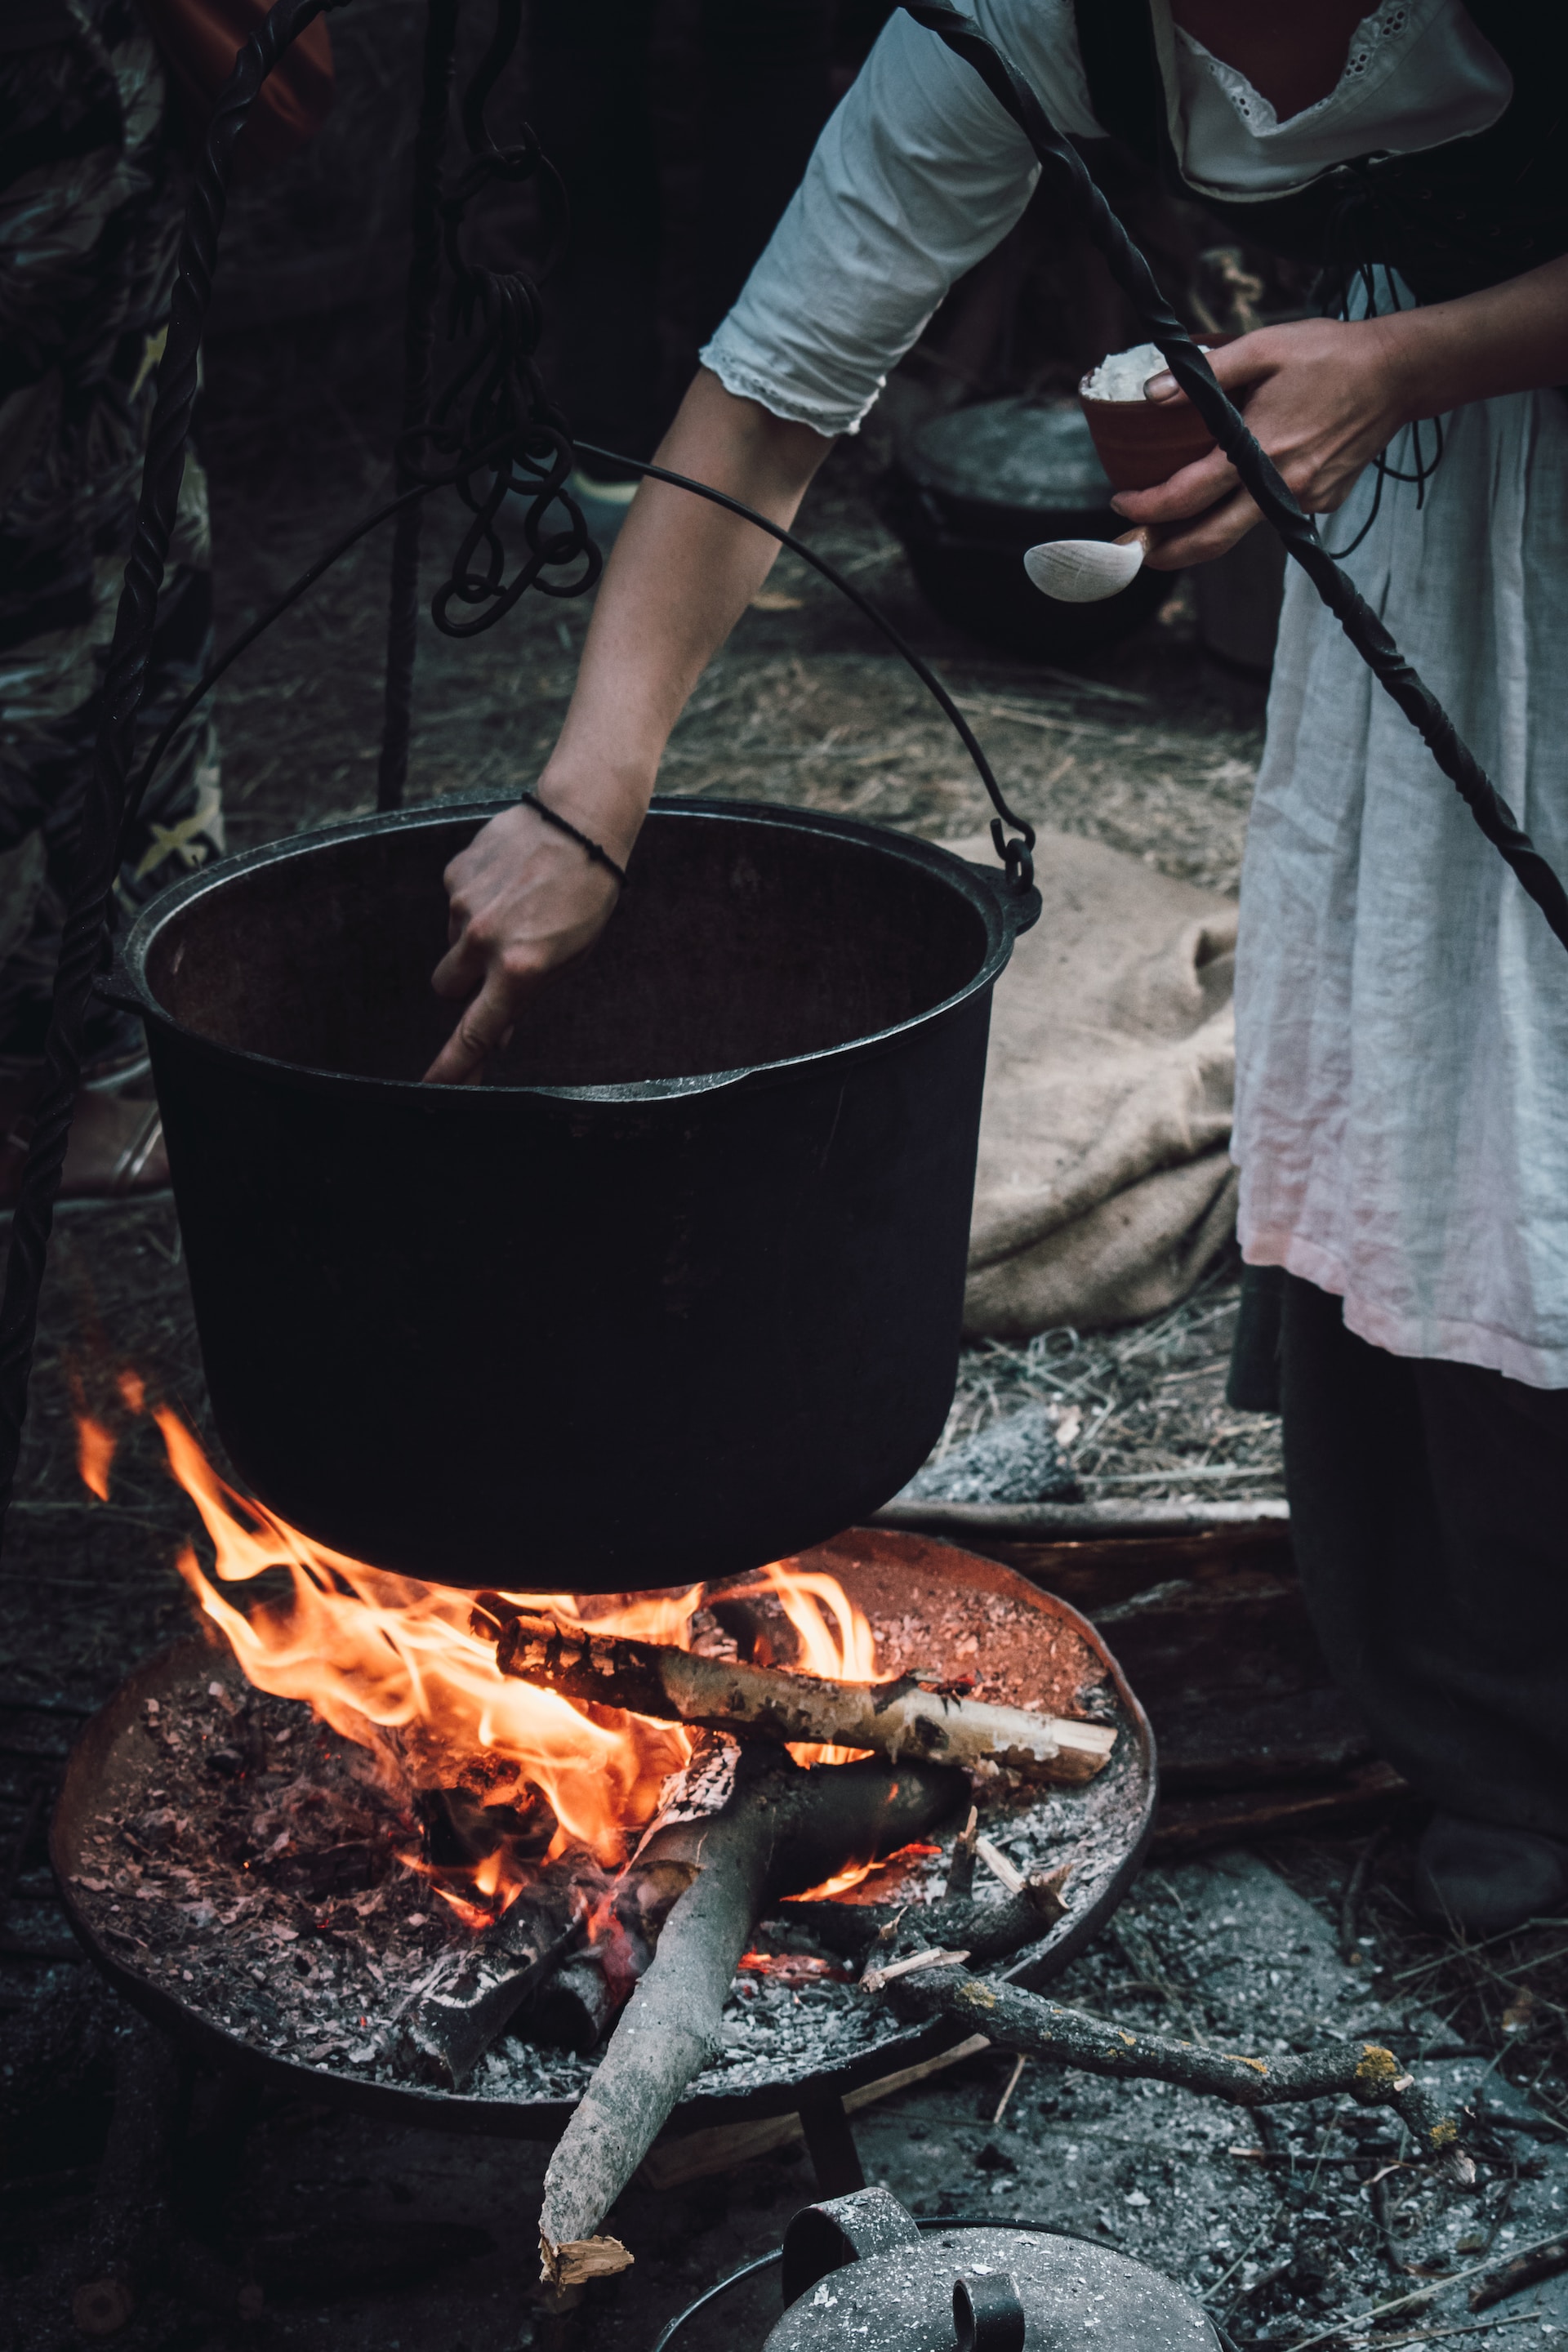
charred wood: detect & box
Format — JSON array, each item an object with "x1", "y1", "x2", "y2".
[
  {"x1": 404, "y1": 1871, "x2": 588, "y2": 2089},
  {"x1": 482, "y1": 1607, "x2": 1114, "y2": 1782},
  {"x1": 537, "y1": 1746, "x2": 965, "y2": 2287},
  {"x1": 1470, "y1": 2235, "x2": 1568, "y2": 2312},
  {"x1": 530, "y1": 1951, "x2": 621, "y2": 2055},
  {"x1": 782, "y1": 1862, "x2": 1070, "y2": 1967},
  {"x1": 945, "y1": 1804, "x2": 979, "y2": 1898}
]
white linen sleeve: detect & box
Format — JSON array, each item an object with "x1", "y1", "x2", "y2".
[{"x1": 700, "y1": 2, "x2": 1101, "y2": 439}]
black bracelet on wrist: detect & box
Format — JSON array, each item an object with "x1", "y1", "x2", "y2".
[{"x1": 519, "y1": 790, "x2": 629, "y2": 888}]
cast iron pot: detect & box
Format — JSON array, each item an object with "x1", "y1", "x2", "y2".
[{"x1": 114, "y1": 798, "x2": 1039, "y2": 1591}]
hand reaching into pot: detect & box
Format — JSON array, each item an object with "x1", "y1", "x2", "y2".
[
  {"x1": 426, "y1": 369, "x2": 831, "y2": 1084},
  {"x1": 425, "y1": 793, "x2": 632, "y2": 1084},
  {"x1": 1111, "y1": 259, "x2": 1568, "y2": 570}
]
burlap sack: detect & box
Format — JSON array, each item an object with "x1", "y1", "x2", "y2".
[{"x1": 951, "y1": 829, "x2": 1239, "y2": 1338}]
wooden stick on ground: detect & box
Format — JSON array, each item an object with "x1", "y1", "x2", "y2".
[
  {"x1": 875, "y1": 1963, "x2": 1472, "y2": 2180},
  {"x1": 537, "y1": 1747, "x2": 966, "y2": 2287},
  {"x1": 479, "y1": 1605, "x2": 1116, "y2": 1784}
]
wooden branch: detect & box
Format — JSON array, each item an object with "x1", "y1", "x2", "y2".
[
  {"x1": 481, "y1": 1605, "x2": 1115, "y2": 1783},
  {"x1": 537, "y1": 1748, "x2": 966, "y2": 2287},
  {"x1": 876, "y1": 1964, "x2": 1472, "y2": 2180},
  {"x1": 1470, "y1": 2236, "x2": 1568, "y2": 2313}
]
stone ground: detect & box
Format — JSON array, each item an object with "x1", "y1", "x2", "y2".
[{"x1": 7, "y1": 1838, "x2": 1568, "y2": 2352}]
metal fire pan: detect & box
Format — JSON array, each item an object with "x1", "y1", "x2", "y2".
[{"x1": 50, "y1": 1532, "x2": 1154, "y2": 2141}]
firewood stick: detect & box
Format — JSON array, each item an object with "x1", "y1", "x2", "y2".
[
  {"x1": 483, "y1": 1607, "x2": 1115, "y2": 1782},
  {"x1": 946, "y1": 1804, "x2": 979, "y2": 1898},
  {"x1": 1470, "y1": 2234, "x2": 1568, "y2": 2312},
  {"x1": 405, "y1": 1873, "x2": 588, "y2": 2089},
  {"x1": 875, "y1": 1965, "x2": 1473, "y2": 2181},
  {"x1": 537, "y1": 1748, "x2": 965, "y2": 2287},
  {"x1": 781, "y1": 1861, "x2": 1071, "y2": 1967}
]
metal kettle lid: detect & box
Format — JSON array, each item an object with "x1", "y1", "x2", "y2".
[{"x1": 763, "y1": 2188, "x2": 1219, "y2": 2352}]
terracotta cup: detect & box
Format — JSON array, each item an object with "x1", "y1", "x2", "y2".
[{"x1": 1079, "y1": 341, "x2": 1228, "y2": 492}]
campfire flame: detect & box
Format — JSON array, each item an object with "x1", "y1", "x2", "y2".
[{"x1": 77, "y1": 1387, "x2": 893, "y2": 1921}]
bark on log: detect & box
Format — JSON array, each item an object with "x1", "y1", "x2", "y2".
[
  {"x1": 878, "y1": 1964, "x2": 1472, "y2": 2178},
  {"x1": 404, "y1": 1872, "x2": 588, "y2": 2089},
  {"x1": 537, "y1": 1747, "x2": 966, "y2": 2286},
  {"x1": 482, "y1": 1606, "x2": 1114, "y2": 1782}
]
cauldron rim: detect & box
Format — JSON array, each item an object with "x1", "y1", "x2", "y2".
[{"x1": 114, "y1": 795, "x2": 1032, "y2": 1104}]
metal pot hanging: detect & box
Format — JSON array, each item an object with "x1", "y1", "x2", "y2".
[{"x1": 113, "y1": 795, "x2": 1037, "y2": 1590}]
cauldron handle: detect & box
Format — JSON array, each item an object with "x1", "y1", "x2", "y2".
[
  {"x1": 97, "y1": 945, "x2": 142, "y2": 1022},
  {"x1": 970, "y1": 860, "x2": 1043, "y2": 942}
]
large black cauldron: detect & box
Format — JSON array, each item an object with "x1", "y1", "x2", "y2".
[{"x1": 115, "y1": 799, "x2": 1037, "y2": 1590}]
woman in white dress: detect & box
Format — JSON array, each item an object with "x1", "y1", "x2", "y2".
[{"x1": 429, "y1": 2, "x2": 1568, "y2": 1932}]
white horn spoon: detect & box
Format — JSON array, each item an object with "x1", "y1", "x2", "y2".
[{"x1": 1024, "y1": 528, "x2": 1150, "y2": 604}]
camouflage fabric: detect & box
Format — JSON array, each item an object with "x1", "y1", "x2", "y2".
[{"x1": 0, "y1": 0, "x2": 224, "y2": 1056}]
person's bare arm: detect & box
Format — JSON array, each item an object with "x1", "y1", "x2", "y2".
[
  {"x1": 1113, "y1": 253, "x2": 1568, "y2": 568},
  {"x1": 425, "y1": 368, "x2": 831, "y2": 1083}
]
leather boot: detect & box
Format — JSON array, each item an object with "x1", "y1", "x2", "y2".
[{"x1": 1413, "y1": 1811, "x2": 1568, "y2": 1936}]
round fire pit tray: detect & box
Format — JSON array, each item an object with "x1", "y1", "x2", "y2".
[{"x1": 51, "y1": 1530, "x2": 1153, "y2": 2140}]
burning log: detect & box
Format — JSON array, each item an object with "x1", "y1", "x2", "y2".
[
  {"x1": 781, "y1": 1860, "x2": 1071, "y2": 1968},
  {"x1": 537, "y1": 1744, "x2": 965, "y2": 2287},
  {"x1": 482, "y1": 1606, "x2": 1115, "y2": 1783},
  {"x1": 405, "y1": 1870, "x2": 589, "y2": 2088}
]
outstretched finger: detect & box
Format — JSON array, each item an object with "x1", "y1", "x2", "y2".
[
  {"x1": 423, "y1": 975, "x2": 518, "y2": 1085},
  {"x1": 431, "y1": 929, "x2": 489, "y2": 1004}
]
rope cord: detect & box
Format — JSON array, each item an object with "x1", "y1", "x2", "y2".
[
  {"x1": 117, "y1": 431, "x2": 1042, "y2": 897},
  {"x1": 516, "y1": 790, "x2": 626, "y2": 886},
  {"x1": 901, "y1": 1, "x2": 1568, "y2": 957}
]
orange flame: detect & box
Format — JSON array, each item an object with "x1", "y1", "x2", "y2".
[
  {"x1": 752, "y1": 1560, "x2": 884, "y2": 1766},
  {"x1": 75, "y1": 1416, "x2": 116, "y2": 1502},
  {"x1": 73, "y1": 1386, "x2": 890, "y2": 1922}
]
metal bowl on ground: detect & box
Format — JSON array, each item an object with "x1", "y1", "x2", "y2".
[
  {"x1": 112, "y1": 798, "x2": 1039, "y2": 1589},
  {"x1": 880, "y1": 396, "x2": 1174, "y2": 658}
]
